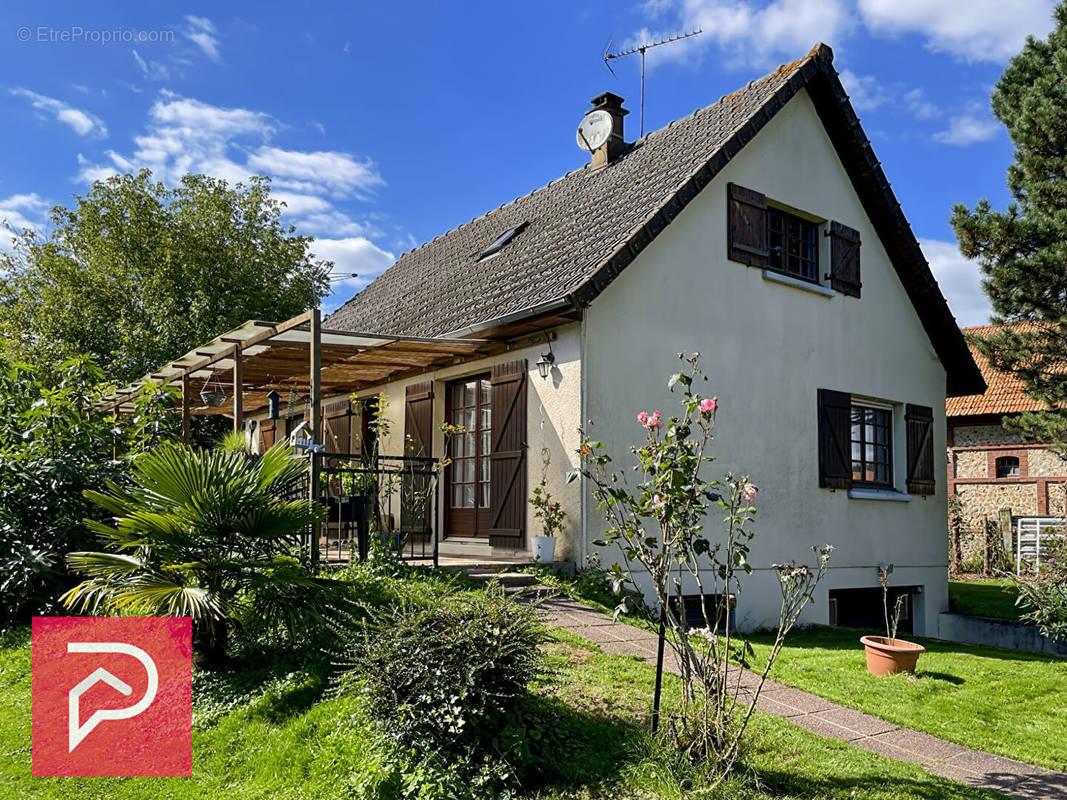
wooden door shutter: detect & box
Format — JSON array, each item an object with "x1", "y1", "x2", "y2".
[
  {"x1": 489, "y1": 359, "x2": 528, "y2": 548},
  {"x1": 260, "y1": 419, "x2": 276, "y2": 450},
  {"x1": 404, "y1": 382, "x2": 434, "y2": 458},
  {"x1": 322, "y1": 398, "x2": 352, "y2": 454},
  {"x1": 828, "y1": 221, "x2": 861, "y2": 298},
  {"x1": 727, "y1": 183, "x2": 768, "y2": 267},
  {"x1": 818, "y1": 389, "x2": 853, "y2": 490},
  {"x1": 402, "y1": 382, "x2": 434, "y2": 537},
  {"x1": 906, "y1": 404, "x2": 935, "y2": 496}
]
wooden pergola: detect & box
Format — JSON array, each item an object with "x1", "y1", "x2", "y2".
[{"x1": 96, "y1": 309, "x2": 493, "y2": 441}]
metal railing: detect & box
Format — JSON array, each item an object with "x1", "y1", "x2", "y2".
[
  {"x1": 1016, "y1": 516, "x2": 1065, "y2": 576},
  {"x1": 317, "y1": 453, "x2": 439, "y2": 567}
]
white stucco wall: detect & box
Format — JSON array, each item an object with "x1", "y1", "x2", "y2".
[
  {"x1": 581, "y1": 89, "x2": 950, "y2": 634},
  {"x1": 353, "y1": 324, "x2": 584, "y2": 560}
]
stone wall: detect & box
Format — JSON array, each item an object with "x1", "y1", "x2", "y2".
[
  {"x1": 954, "y1": 482, "x2": 1038, "y2": 524},
  {"x1": 955, "y1": 450, "x2": 988, "y2": 479},
  {"x1": 953, "y1": 424, "x2": 1018, "y2": 446}
]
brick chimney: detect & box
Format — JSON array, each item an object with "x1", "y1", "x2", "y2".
[{"x1": 585, "y1": 92, "x2": 628, "y2": 169}]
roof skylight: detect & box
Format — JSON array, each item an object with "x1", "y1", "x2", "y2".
[{"x1": 476, "y1": 221, "x2": 528, "y2": 261}]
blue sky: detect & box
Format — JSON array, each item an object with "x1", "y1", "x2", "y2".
[{"x1": 0, "y1": 1, "x2": 1057, "y2": 326}]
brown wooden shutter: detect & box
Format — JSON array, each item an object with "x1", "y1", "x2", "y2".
[
  {"x1": 322, "y1": 398, "x2": 352, "y2": 454},
  {"x1": 404, "y1": 382, "x2": 434, "y2": 458},
  {"x1": 828, "y1": 221, "x2": 861, "y2": 297},
  {"x1": 727, "y1": 183, "x2": 768, "y2": 267},
  {"x1": 818, "y1": 389, "x2": 853, "y2": 490},
  {"x1": 906, "y1": 404, "x2": 935, "y2": 496},
  {"x1": 488, "y1": 359, "x2": 528, "y2": 548},
  {"x1": 260, "y1": 419, "x2": 276, "y2": 450},
  {"x1": 402, "y1": 382, "x2": 434, "y2": 537}
]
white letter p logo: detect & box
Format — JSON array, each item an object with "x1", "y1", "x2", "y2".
[{"x1": 67, "y1": 642, "x2": 159, "y2": 752}]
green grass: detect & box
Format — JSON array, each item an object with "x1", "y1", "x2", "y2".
[
  {"x1": 0, "y1": 622, "x2": 1003, "y2": 800},
  {"x1": 949, "y1": 578, "x2": 1022, "y2": 621},
  {"x1": 746, "y1": 625, "x2": 1067, "y2": 771}
]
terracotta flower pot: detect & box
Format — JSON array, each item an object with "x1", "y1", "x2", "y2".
[{"x1": 860, "y1": 635, "x2": 925, "y2": 676}]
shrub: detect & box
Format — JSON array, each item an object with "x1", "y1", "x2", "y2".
[
  {"x1": 62, "y1": 440, "x2": 350, "y2": 667},
  {"x1": 1016, "y1": 538, "x2": 1067, "y2": 641},
  {"x1": 337, "y1": 585, "x2": 546, "y2": 794}
]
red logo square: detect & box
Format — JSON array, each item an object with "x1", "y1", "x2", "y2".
[{"x1": 32, "y1": 616, "x2": 192, "y2": 777}]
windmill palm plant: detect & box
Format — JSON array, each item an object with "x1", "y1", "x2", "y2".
[{"x1": 62, "y1": 441, "x2": 346, "y2": 667}]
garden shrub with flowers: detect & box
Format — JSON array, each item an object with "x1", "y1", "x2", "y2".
[
  {"x1": 574, "y1": 353, "x2": 832, "y2": 784},
  {"x1": 1015, "y1": 537, "x2": 1067, "y2": 642}
]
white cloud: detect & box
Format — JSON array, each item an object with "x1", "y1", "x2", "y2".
[
  {"x1": 311, "y1": 236, "x2": 396, "y2": 308},
  {"x1": 133, "y1": 49, "x2": 170, "y2": 81},
  {"x1": 857, "y1": 0, "x2": 1055, "y2": 62},
  {"x1": 838, "y1": 69, "x2": 887, "y2": 112},
  {"x1": 10, "y1": 89, "x2": 107, "y2": 138},
  {"x1": 247, "y1": 147, "x2": 385, "y2": 198},
  {"x1": 637, "y1": 0, "x2": 852, "y2": 67},
  {"x1": 920, "y1": 238, "x2": 992, "y2": 327},
  {"x1": 933, "y1": 109, "x2": 1000, "y2": 145},
  {"x1": 0, "y1": 193, "x2": 50, "y2": 254},
  {"x1": 903, "y1": 88, "x2": 941, "y2": 120},
  {"x1": 184, "y1": 15, "x2": 221, "y2": 62}
]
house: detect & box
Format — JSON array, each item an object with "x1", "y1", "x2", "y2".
[
  {"x1": 948, "y1": 325, "x2": 1067, "y2": 529},
  {"x1": 97, "y1": 43, "x2": 984, "y2": 634}
]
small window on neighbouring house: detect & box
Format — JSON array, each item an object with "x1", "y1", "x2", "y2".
[
  {"x1": 767, "y1": 207, "x2": 819, "y2": 282},
  {"x1": 851, "y1": 403, "x2": 892, "y2": 487},
  {"x1": 996, "y1": 456, "x2": 1020, "y2": 478}
]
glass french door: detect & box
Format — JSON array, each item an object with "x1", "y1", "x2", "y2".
[{"x1": 445, "y1": 375, "x2": 491, "y2": 537}]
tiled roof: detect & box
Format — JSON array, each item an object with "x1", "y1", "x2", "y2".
[
  {"x1": 326, "y1": 44, "x2": 985, "y2": 397},
  {"x1": 947, "y1": 325, "x2": 1048, "y2": 417}
]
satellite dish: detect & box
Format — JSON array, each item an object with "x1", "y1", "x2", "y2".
[{"x1": 576, "y1": 109, "x2": 613, "y2": 152}]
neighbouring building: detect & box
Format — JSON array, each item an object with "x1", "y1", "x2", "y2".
[
  {"x1": 98, "y1": 44, "x2": 984, "y2": 634},
  {"x1": 947, "y1": 325, "x2": 1067, "y2": 527}
]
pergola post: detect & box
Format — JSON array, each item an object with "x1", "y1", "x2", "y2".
[
  {"x1": 309, "y1": 307, "x2": 322, "y2": 569},
  {"x1": 181, "y1": 374, "x2": 191, "y2": 444},
  {"x1": 231, "y1": 344, "x2": 244, "y2": 434}
]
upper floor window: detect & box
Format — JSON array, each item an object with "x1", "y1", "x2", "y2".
[
  {"x1": 851, "y1": 403, "x2": 892, "y2": 487},
  {"x1": 995, "y1": 456, "x2": 1020, "y2": 478},
  {"x1": 767, "y1": 207, "x2": 819, "y2": 283}
]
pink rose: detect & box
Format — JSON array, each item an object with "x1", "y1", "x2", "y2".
[
  {"x1": 653, "y1": 494, "x2": 664, "y2": 507},
  {"x1": 743, "y1": 483, "x2": 758, "y2": 502},
  {"x1": 699, "y1": 398, "x2": 717, "y2": 415},
  {"x1": 637, "y1": 411, "x2": 650, "y2": 426},
  {"x1": 649, "y1": 410, "x2": 663, "y2": 431}
]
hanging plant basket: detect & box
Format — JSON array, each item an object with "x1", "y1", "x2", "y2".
[{"x1": 200, "y1": 388, "x2": 227, "y2": 407}]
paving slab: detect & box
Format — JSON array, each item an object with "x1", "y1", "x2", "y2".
[{"x1": 536, "y1": 597, "x2": 1067, "y2": 799}]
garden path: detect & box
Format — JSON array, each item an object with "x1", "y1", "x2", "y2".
[{"x1": 537, "y1": 595, "x2": 1067, "y2": 799}]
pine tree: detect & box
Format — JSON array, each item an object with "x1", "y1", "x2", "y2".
[{"x1": 951, "y1": 3, "x2": 1067, "y2": 449}]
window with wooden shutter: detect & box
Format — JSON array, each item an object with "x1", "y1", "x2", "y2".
[
  {"x1": 828, "y1": 221, "x2": 861, "y2": 297},
  {"x1": 727, "y1": 183, "x2": 768, "y2": 267},
  {"x1": 403, "y1": 382, "x2": 434, "y2": 538},
  {"x1": 488, "y1": 359, "x2": 528, "y2": 548},
  {"x1": 905, "y1": 404, "x2": 935, "y2": 496},
  {"x1": 818, "y1": 389, "x2": 853, "y2": 490}
]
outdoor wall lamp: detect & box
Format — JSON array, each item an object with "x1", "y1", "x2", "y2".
[{"x1": 536, "y1": 334, "x2": 555, "y2": 379}]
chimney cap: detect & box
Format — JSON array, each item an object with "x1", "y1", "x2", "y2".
[{"x1": 589, "y1": 91, "x2": 628, "y2": 115}]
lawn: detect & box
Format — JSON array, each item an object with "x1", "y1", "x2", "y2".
[
  {"x1": 747, "y1": 625, "x2": 1067, "y2": 771},
  {"x1": 0, "y1": 622, "x2": 1002, "y2": 800},
  {"x1": 948, "y1": 578, "x2": 1022, "y2": 621}
]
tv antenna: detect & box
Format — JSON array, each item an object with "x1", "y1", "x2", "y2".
[{"x1": 603, "y1": 29, "x2": 702, "y2": 138}]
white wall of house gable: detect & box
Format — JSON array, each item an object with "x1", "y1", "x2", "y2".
[{"x1": 582, "y1": 89, "x2": 949, "y2": 633}]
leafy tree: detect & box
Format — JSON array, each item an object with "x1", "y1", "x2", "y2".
[
  {"x1": 950, "y1": 3, "x2": 1067, "y2": 448},
  {"x1": 62, "y1": 441, "x2": 349, "y2": 667},
  {"x1": 0, "y1": 356, "x2": 128, "y2": 623},
  {"x1": 0, "y1": 170, "x2": 331, "y2": 383}
]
